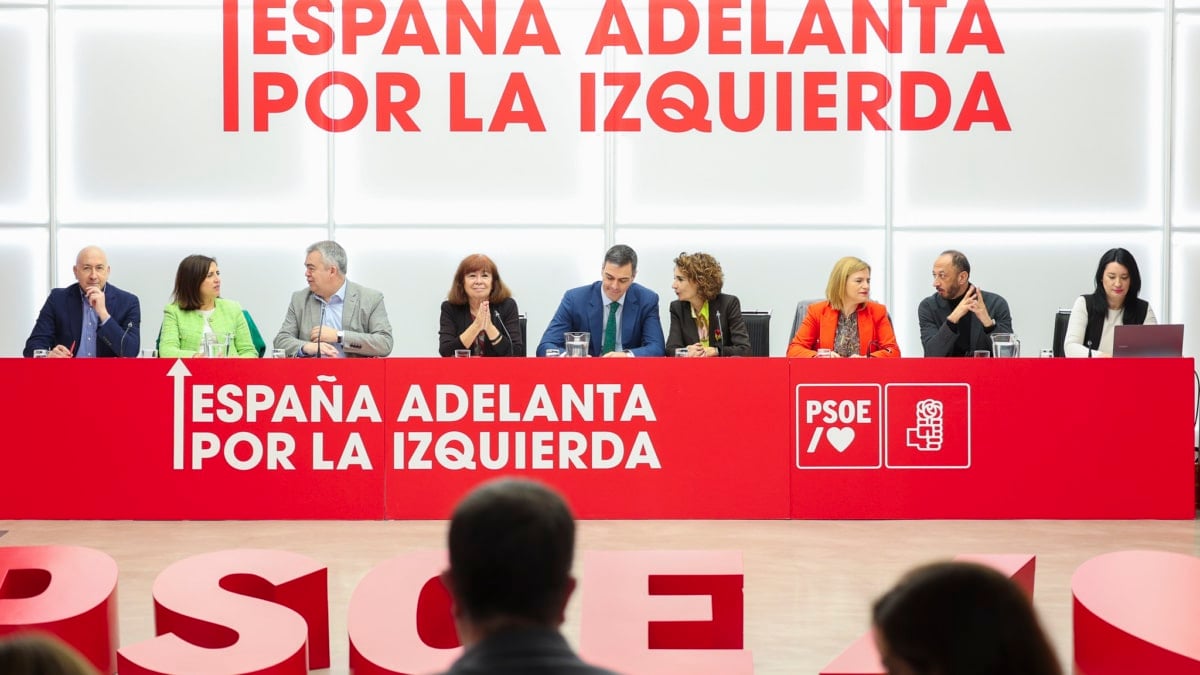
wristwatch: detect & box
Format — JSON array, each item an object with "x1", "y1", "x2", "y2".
[{"x1": 336, "y1": 330, "x2": 344, "y2": 344}]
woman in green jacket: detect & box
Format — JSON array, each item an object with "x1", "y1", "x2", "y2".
[{"x1": 160, "y1": 254, "x2": 257, "y2": 357}]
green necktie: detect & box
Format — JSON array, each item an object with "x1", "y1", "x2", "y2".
[{"x1": 602, "y1": 301, "x2": 619, "y2": 354}]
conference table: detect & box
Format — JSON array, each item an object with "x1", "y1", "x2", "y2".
[{"x1": 1, "y1": 357, "x2": 1193, "y2": 519}]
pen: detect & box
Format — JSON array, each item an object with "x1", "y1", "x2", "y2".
[{"x1": 69, "y1": 340, "x2": 76, "y2": 355}]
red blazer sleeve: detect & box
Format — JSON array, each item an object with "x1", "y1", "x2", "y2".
[{"x1": 787, "y1": 302, "x2": 827, "y2": 358}]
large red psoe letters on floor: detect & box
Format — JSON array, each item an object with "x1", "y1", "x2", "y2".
[
  {"x1": 3, "y1": 547, "x2": 1198, "y2": 674},
  {"x1": 0, "y1": 545, "x2": 119, "y2": 674}
]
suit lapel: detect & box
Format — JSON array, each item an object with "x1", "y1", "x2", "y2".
[
  {"x1": 342, "y1": 283, "x2": 360, "y2": 332},
  {"x1": 588, "y1": 284, "x2": 604, "y2": 355},
  {"x1": 680, "y1": 303, "x2": 698, "y2": 345},
  {"x1": 67, "y1": 284, "x2": 84, "y2": 348},
  {"x1": 304, "y1": 291, "x2": 322, "y2": 332},
  {"x1": 621, "y1": 287, "x2": 639, "y2": 347}
]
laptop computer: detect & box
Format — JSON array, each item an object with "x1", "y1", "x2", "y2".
[{"x1": 1112, "y1": 324, "x2": 1184, "y2": 358}]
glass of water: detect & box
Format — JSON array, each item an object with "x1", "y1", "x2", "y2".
[
  {"x1": 990, "y1": 333, "x2": 1020, "y2": 357},
  {"x1": 564, "y1": 332, "x2": 590, "y2": 357}
]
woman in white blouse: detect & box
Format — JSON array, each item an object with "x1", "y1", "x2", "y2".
[{"x1": 1064, "y1": 248, "x2": 1156, "y2": 357}]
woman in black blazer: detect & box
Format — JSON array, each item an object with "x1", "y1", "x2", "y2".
[
  {"x1": 665, "y1": 252, "x2": 752, "y2": 357},
  {"x1": 438, "y1": 254, "x2": 523, "y2": 356}
]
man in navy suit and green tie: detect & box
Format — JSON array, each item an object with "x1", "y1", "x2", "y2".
[{"x1": 536, "y1": 245, "x2": 665, "y2": 357}]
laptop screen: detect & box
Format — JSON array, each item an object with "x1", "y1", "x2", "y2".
[{"x1": 1111, "y1": 324, "x2": 1184, "y2": 358}]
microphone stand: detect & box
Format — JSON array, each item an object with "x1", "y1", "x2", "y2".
[
  {"x1": 494, "y1": 310, "x2": 514, "y2": 356},
  {"x1": 715, "y1": 310, "x2": 724, "y2": 355},
  {"x1": 315, "y1": 299, "x2": 327, "y2": 358},
  {"x1": 118, "y1": 321, "x2": 134, "y2": 357}
]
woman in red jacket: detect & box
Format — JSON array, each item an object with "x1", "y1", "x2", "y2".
[{"x1": 787, "y1": 256, "x2": 900, "y2": 358}]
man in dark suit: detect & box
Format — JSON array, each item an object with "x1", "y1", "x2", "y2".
[
  {"x1": 437, "y1": 479, "x2": 619, "y2": 675},
  {"x1": 23, "y1": 245, "x2": 141, "y2": 358},
  {"x1": 536, "y1": 245, "x2": 664, "y2": 357}
]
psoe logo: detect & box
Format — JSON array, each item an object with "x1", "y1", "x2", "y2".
[
  {"x1": 884, "y1": 383, "x2": 971, "y2": 469},
  {"x1": 795, "y1": 384, "x2": 882, "y2": 470}
]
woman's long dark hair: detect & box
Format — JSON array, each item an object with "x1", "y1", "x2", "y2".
[{"x1": 1085, "y1": 247, "x2": 1141, "y2": 317}]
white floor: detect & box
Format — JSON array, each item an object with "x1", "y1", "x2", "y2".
[{"x1": 1, "y1": 517, "x2": 1197, "y2": 674}]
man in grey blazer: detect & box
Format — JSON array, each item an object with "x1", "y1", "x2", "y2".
[{"x1": 273, "y1": 240, "x2": 393, "y2": 357}]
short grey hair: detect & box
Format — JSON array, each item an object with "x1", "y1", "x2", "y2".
[
  {"x1": 604, "y1": 244, "x2": 638, "y2": 273},
  {"x1": 307, "y1": 240, "x2": 348, "y2": 275}
]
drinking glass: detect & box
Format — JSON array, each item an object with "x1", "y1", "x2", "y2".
[
  {"x1": 32, "y1": 349, "x2": 49, "y2": 358},
  {"x1": 141, "y1": 349, "x2": 158, "y2": 358},
  {"x1": 270, "y1": 348, "x2": 287, "y2": 359},
  {"x1": 816, "y1": 348, "x2": 833, "y2": 358},
  {"x1": 991, "y1": 333, "x2": 1020, "y2": 358},
  {"x1": 204, "y1": 334, "x2": 229, "y2": 358},
  {"x1": 973, "y1": 350, "x2": 991, "y2": 358},
  {"x1": 454, "y1": 349, "x2": 471, "y2": 358},
  {"x1": 565, "y1": 332, "x2": 590, "y2": 357},
  {"x1": 544, "y1": 348, "x2": 562, "y2": 357}
]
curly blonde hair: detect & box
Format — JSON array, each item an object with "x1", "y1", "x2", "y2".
[{"x1": 673, "y1": 252, "x2": 724, "y2": 302}]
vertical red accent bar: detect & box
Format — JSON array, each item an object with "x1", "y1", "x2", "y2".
[{"x1": 223, "y1": 0, "x2": 239, "y2": 131}]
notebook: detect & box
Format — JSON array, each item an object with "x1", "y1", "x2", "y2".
[{"x1": 1111, "y1": 324, "x2": 1184, "y2": 358}]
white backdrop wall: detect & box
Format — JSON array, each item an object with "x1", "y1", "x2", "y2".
[{"x1": 1, "y1": 0, "x2": 1197, "y2": 359}]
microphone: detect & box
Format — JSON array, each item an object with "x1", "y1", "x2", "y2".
[
  {"x1": 494, "y1": 310, "x2": 514, "y2": 355},
  {"x1": 315, "y1": 299, "x2": 327, "y2": 358},
  {"x1": 118, "y1": 320, "x2": 134, "y2": 357}
]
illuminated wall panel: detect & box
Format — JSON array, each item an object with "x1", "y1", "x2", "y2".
[
  {"x1": 0, "y1": 8, "x2": 48, "y2": 224},
  {"x1": 332, "y1": 4, "x2": 606, "y2": 225},
  {"x1": 54, "y1": 6, "x2": 328, "y2": 225},
  {"x1": 613, "y1": 3, "x2": 887, "y2": 227},
  {"x1": 894, "y1": 7, "x2": 1163, "y2": 227},
  {"x1": 1170, "y1": 233, "x2": 1200, "y2": 360},
  {"x1": 1176, "y1": 9, "x2": 1200, "y2": 226},
  {"x1": 1, "y1": 229, "x2": 51, "y2": 357}
]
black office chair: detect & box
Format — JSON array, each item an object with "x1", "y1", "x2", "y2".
[
  {"x1": 518, "y1": 313, "x2": 528, "y2": 357},
  {"x1": 742, "y1": 311, "x2": 770, "y2": 356},
  {"x1": 1052, "y1": 309, "x2": 1071, "y2": 357}
]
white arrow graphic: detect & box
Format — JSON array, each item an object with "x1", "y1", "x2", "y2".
[{"x1": 169, "y1": 359, "x2": 192, "y2": 469}]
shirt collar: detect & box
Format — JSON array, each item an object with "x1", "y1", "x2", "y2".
[
  {"x1": 602, "y1": 289, "x2": 627, "y2": 307},
  {"x1": 318, "y1": 279, "x2": 348, "y2": 305}
]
